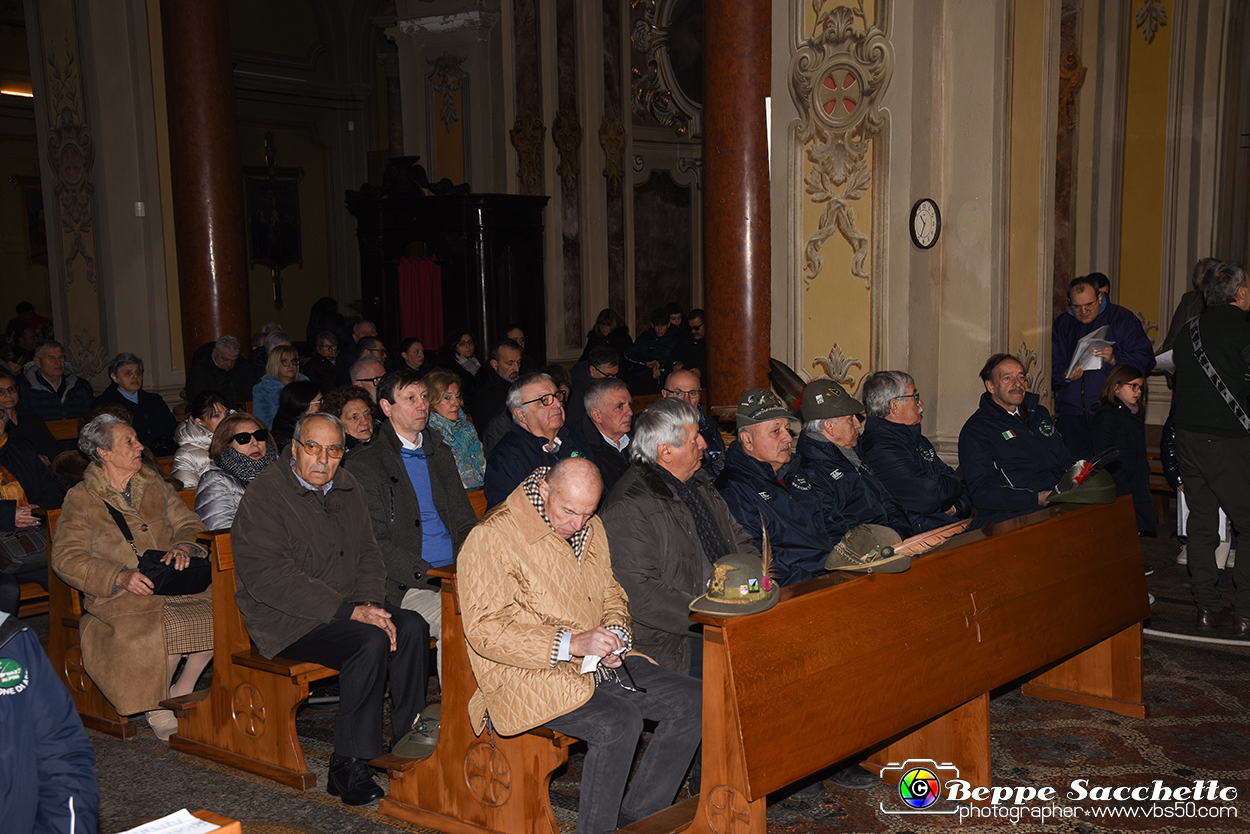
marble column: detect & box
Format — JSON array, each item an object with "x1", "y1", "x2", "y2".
[
  {"x1": 703, "y1": 0, "x2": 770, "y2": 408},
  {"x1": 160, "y1": 0, "x2": 250, "y2": 365}
]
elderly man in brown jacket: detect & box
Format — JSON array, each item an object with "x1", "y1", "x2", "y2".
[
  {"x1": 232, "y1": 411, "x2": 430, "y2": 807},
  {"x1": 458, "y1": 458, "x2": 702, "y2": 834}
]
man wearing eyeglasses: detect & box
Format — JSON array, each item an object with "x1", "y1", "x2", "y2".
[
  {"x1": 459, "y1": 458, "x2": 702, "y2": 834},
  {"x1": 1052, "y1": 275, "x2": 1156, "y2": 460},
  {"x1": 345, "y1": 368, "x2": 477, "y2": 666},
  {"x1": 567, "y1": 344, "x2": 621, "y2": 437},
  {"x1": 859, "y1": 371, "x2": 971, "y2": 532},
  {"x1": 483, "y1": 373, "x2": 594, "y2": 508},
  {"x1": 661, "y1": 369, "x2": 726, "y2": 479},
  {"x1": 334, "y1": 320, "x2": 381, "y2": 385},
  {"x1": 233, "y1": 411, "x2": 431, "y2": 806},
  {"x1": 350, "y1": 356, "x2": 387, "y2": 402}
]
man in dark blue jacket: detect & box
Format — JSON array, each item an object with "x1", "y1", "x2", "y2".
[
  {"x1": 484, "y1": 373, "x2": 595, "y2": 508},
  {"x1": 959, "y1": 354, "x2": 1075, "y2": 514},
  {"x1": 860, "y1": 371, "x2": 971, "y2": 532},
  {"x1": 1051, "y1": 275, "x2": 1156, "y2": 460},
  {"x1": 796, "y1": 379, "x2": 910, "y2": 547},
  {"x1": 0, "y1": 611, "x2": 99, "y2": 833},
  {"x1": 716, "y1": 388, "x2": 832, "y2": 587}
]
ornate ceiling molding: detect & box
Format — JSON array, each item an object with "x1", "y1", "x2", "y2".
[
  {"x1": 630, "y1": 0, "x2": 701, "y2": 138},
  {"x1": 789, "y1": 3, "x2": 893, "y2": 288}
]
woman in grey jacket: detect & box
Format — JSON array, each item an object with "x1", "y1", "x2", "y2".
[
  {"x1": 171, "y1": 391, "x2": 230, "y2": 489},
  {"x1": 194, "y1": 412, "x2": 277, "y2": 530}
]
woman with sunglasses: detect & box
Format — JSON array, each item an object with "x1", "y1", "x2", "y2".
[
  {"x1": 1091, "y1": 365, "x2": 1156, "y2": 537},
  {"x1": 194, "y1": 413, "x2": 278, "y2": 530},
  {"x1": 252, "y1": 345, "x2": 307, "y2": 430}
]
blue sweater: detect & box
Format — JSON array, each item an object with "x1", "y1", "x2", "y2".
[{"x1": 1051, "y1": 299, "x2": 1156, "y2": 418}]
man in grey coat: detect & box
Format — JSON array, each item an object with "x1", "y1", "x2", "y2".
[
  {"x1": 599, "y1": 397, "x2": 757, "y2": 677},
  {"x1": 345, "y1": 367, "x2": 478, "y2": 649}
]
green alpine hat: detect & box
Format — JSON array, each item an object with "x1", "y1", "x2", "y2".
[
  {"x1": 825, "y1": 524, "x2": 911, "y2": 573},
  {"x1": 689, "y1": 552, "x2": 780, "y2": 617},
  {"x1": 735, "y1": 388, "x2": 799, "y2": 432}
]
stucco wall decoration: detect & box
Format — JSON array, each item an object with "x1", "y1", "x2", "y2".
[
  {"x1": 789, "y1": 1, "x2": 893, "y2": 288},
  {"x1": 509, "y1": 116, "x2": 545, "y2": 190},
  {"x1": 812, "y1": 344, "x2": 863, "y2": 392},
  {"x1": 429, "y1": 53, "x2": 467, "y2": 134},
  {"x1": 45, "y1": 45, "x2": 96, "y2": 287},
  {"x1": 599, "y1": 116, "x2": 626, "y2": 195},
  {"x1": 1135, "y1": 0, "x2": 1167, "y2": 45},
  {"x1": 1015, "y1": 342, "x2": 1043, "y2": 395}
]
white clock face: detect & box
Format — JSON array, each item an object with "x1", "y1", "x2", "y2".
[{"x1": 911, "y1": 199, "x2": 939, "y2": 249}]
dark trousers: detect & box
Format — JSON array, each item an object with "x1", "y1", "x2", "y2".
[
  {"x1": 279, "y1": 603, "x2": 429, "y2": 759},
  {"x1": 544, "y1": 656, "x2": 702, "y2": 834},
  {"x1": 1176, "y1": 429, "x2": 1250, "y2": 613},
  {"x1": 1056, "y1": 414, "x2": 1095, "y2": 462}
]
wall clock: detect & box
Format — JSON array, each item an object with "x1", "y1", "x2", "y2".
[{"x1": 909, "y1": 198, "x2": 941, "y2": 250}]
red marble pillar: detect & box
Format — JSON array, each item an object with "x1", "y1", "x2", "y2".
[
  {"x1": 703, "y1": 0, "x2": 771, "y2": 409},
  {"x1": 161, "y1": 0, "x2": 251, "y2": 367}
]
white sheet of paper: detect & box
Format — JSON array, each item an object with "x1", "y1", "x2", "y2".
[
  {"x1": 1154, "y1": 349, "x2": 1175, "y2": 374},
  {"x1": 117, "y1": 810, "x2": 220, "y2": 834},
  {"x1": 1176, "y1": 491, "x2": 1228, "y2": 540},
  {"x1": 1066, "y1": 325, "x2": 1114, "y2": 377}
]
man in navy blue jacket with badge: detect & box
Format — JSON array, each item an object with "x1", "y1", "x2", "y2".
[
  {"x1": 959, "y1": 354, "x2": 1075, "y2": 515},
  {"x1": 716, "y1": 388, "x2": 832, "y2": 587}
]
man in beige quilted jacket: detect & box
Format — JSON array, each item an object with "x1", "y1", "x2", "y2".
[{"x1": 458, "y1": 458, "x2": 702, "y2": 834}]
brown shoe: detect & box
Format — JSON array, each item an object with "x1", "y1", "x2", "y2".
[
  {"x1": 1196, "y1": 608, "x2": 1235, "y2": 629},
  {"x1": 1231, "y1": 612, "x2": 1250, "y2": 636}
]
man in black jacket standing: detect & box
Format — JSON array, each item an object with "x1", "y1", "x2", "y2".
[{"x1": 1171, "y1": 262, "x2": 1250, "y2": 632}]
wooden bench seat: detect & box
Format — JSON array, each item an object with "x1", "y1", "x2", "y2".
[
  {"x1": 374, "y1": 565, "x2": 577, "y2": 834},
  {"x1": 43, "y1": 488, "x2": 198, "y2": 740},
  {"x1": 618, "y1": 498, "x2": 1149, "y2": 834},
  {"x1": 162, "y1": 530, "x2": 338, "y2": 789},
  {"x1": 17, "y1": 579, "x2": 48, "y2": 618}
]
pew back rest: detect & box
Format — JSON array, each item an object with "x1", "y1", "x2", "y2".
[{"x1": 691, "y1": 499, "x2": 1147, "y2": 802}]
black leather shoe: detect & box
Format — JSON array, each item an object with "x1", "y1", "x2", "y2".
[
  {"x1": 1196, "y1": 608, "x2": 1236, "y2": 629},
  {"x1": 327, "y1": 754, "x2": 385, "y2": 806},
  {"x1": 1232, "y1": 612, "x2": 1250, "y2": 637}
]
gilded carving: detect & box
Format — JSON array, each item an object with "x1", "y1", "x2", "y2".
[
  {"x1": 598, "y1": 116, "x2": 626, "y2": 195},
  {"x1": 630, "y1": 0, "x2": 700, "y2": 137},
  {"x1": 1135, "y1": 0, "x2": 1167, "y2": 45},
  {"x1": 1057, "y1": 51, "x2": 1086, "y2": 137},
  {"x1": 428, "y1": 53, "x2": 468, "y2": 134},
  {"x1": 812, "y1": 344, "x2": 863, "y2": 392},
  {"x1": 790, "y1": 2, "x2": 893, "y2": 288},
  {"x1": 45, "y1": 45, "x2": 96, "y2": 286},
  {"x1": 552, "y1": 112, "x2": 583, "y2": 187},
  {"x1": 509, "y1": 116, "x2": 546, "y2": 190}
]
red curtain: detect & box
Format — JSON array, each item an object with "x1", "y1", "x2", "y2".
[{"x1": 398, "y1": 255, "x2": 443, "y2": 349}]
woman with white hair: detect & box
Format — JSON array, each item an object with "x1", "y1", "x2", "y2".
[{"x1": 51, "y1": 413, "x2": 212, "y2": 742}]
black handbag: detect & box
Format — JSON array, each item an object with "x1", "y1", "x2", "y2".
[
  {"x1": 103, "y1": 503, "x2": 210, "y2": 596},
  {"x1": 0, "y1": 527, "x2": 47, "y2": 575}
]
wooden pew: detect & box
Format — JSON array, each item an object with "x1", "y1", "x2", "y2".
[
  {"x1": 17, "y1": 579, "x2": 49, "y2": 618},
  {"x1": 621, "y1": 498, "x2": 1149, "y2": 834},
  {"x1": 46, "y1": 418, "x2": 79, "y2": 442},
  {"x1": 466, "y1": 488, "x2": 488, "y2": 520},
  {"x1": 43, "y1": 488, "x2": 197, "y2": 739},
  {"x1": 374, "y1": 565, "x2": 577, "y2": 834},
  {"x1": 162, "y1": 530, "x2": 338, "y2": 789}
]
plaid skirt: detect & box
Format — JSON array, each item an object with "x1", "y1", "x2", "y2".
[{"x1": 162, "y1": 594, "x2": 213, "y2": 654}]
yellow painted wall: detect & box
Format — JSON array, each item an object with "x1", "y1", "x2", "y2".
[
  {"x1": 238, "y1": 124, "x2": 332, "y2": 338},
  {"x1": 799, "y1": 4, "x2": 874, "y2": 393},
  {"x1": 1007, "y1": 0, "x2": 1048, "y2": 384},
  {"x1": 433, "y1": 86, "x2": 467, "y2": 184},
  {"x1": 0, "y1": 139, "x2": 52, "y2": 325},
  {"x1": 1117, "y1": 0, "x2": 1170, "y2": 340}
]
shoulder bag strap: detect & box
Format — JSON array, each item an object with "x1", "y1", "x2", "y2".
[
  {"x1": 103, "y1": 502, "x2": 142, "y2": 559},
  {"x1": 1190, "y1": 319, "x2": 1250, "y2": 433}
]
